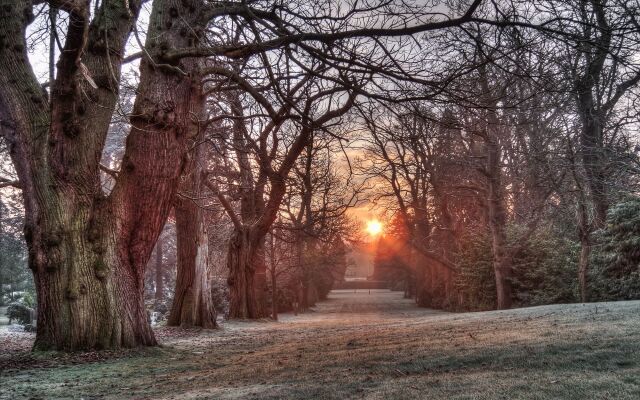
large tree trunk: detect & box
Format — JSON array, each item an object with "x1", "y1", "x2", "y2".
[
  {"x1": 0, "y1": 0, "x2": 151, "y2": 351},
  {"x1": 168, "y1": 201, "x2": 217, "y2": 328},
  {"x1": 99, "y1": 0, "x2": 208, "y2": 340},
  {"x1": 0, "y1": 0, "x2": 207, "y2": 350},
  {"x1": 31, "y1": 206, "x2": 156, "y2": 350},
  {"x1": 168, "y1": 142, "x2": 217, "y2": 328},
  {"x1": 226, "y1": 227, "x2": 269, "y2": 319},
  {"x1": 166, "y1": 29, "x2": 215, "y2": 327}
]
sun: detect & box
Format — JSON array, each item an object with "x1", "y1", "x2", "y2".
[{"x1": 366, "y1": 219, "x2": 383, "y2": 237}]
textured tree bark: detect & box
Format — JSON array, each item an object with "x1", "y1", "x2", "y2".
[
  {"x1": 94, "y1": 0, "x2": 208, "y2": 344},
  {"x1": 222, "y1": 95, "x2": 297, "y2": 319},
  {"x1": 0, "y1": 0, "x2": 150, "y2": 350},
  {"x1": 0, "y1": 0, "x2": 207, "y2": 350},
  {"x1": 253, "y1": 237, "x2": 269, "y2": 315},
  {"x1": 226, "y1": 227, "x2": 268, "y2": 318},
  {"x1": 168, "y1": 199, "x2": 217, "y2": 327},
  {"x1": 168, "y1": 139, "x2": 217, "y2": 328}
]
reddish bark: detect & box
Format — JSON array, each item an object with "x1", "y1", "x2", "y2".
[
  {"x1": 169, "y1": 142, "x2": 217, "y2": 328},
  {"x1": 0, "y1": 0, "x2": 207, "y2": 350}
]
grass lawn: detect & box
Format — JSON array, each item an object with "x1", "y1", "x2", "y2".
[{"x1": 1, "y1": 290, "x2": 639, "y2": 399}]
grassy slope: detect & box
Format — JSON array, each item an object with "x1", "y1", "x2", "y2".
[{"x1": 1, "y1": 291, "x2": 639, "y2": 399}]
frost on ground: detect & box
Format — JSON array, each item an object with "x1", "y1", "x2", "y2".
[{"x1": 1, "y1": 290, "x2": 640, "y2": 399}]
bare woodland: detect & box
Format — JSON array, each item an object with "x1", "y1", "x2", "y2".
[{"x1": 0, "y1": 0, "x2": 639, "y2": 376}]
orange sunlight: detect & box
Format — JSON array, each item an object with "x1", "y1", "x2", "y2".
[{"x1": 365, "y1": 219, "x2": 383, "y2": 237}]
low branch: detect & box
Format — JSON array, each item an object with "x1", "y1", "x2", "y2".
[
  {"x1": 0, "y1": 177, "x2": 21, "y2": 189},
  {"x1": 203, "y1": 178, "x2": 242, "y2": 230},
  {"x1": 122, "y1": 51, "x2": 143, "y2": 64},
  {"x1": 99, "y1": 164, "x2": 119, "y2": 179}
]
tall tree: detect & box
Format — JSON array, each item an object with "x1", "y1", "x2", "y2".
[
  {"x1": 0, "y1": 0, "x2": 208, "y2": 350},
  {"x1": 359, "y1": 105, "x2": 459, "y2": 307},
  {"x1": 210, "y1": 84, "x2": 358, "y2": 318},
  {"x1": 169, "y1": 133, "x2": 217, "y2": 328},
  {"x1": 559, "y1": 0, "x2": 640, "y2": 301}
]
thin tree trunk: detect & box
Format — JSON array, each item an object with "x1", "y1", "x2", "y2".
[
  {"x1": 475, "y1": 61, "x2": 514, "y2": 310},
  {"x1": 574, "y1": 1, "x2": 611, "y2": 229},
  {"x1": 578, "y1": 97, "x2": 608, "y2": 228},
  {"x1": 487, "y1": 130, "x2": 513, "y2": 310},
  {"x1": 403, "y1": 273, "x2": 410, "y2": 298},
  {"x1": 268, "y1": 233, "x2": 278, "y2": 321},
  {"x1": 578, "y1": 237, "x2": 590, "y2": 303},
  {"x1": 271, "y1": 267, "x2": 278, "y2": 321},
  {"x1": 577, "y1": 197, "x2": 592, "y2": 303},
  {"x1": 155, "y1": 237, "x2": 164, "y2": 307},
  {"x1": 0, "y1": 260, "x2": 3, "y2": 306},
  {"x1": 414, "y1": 255, "x2": 430, "y2": 307},
  {"x1": 433, "y1": 181, "x2": 456, "y2": 304},
  {"x1": 296, "y1": 234, "x2": 309, "y2": 311}
]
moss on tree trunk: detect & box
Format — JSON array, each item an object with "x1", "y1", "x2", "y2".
[{"x1": 0, "y1": 0, "x2": 208, "y2": 350}]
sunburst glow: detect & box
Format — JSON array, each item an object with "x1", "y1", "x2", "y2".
[{"x1": 366, "y1": 220, "x2": 383, "y2": 236}]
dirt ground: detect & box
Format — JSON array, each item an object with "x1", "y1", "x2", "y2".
[{"x1": 1, "y1": 290, "x2": 640, "y2": 399}]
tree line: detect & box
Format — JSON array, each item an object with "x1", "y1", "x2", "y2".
[{"x1": 0, "y1": 0, "x2": 638, "y2": 351}]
